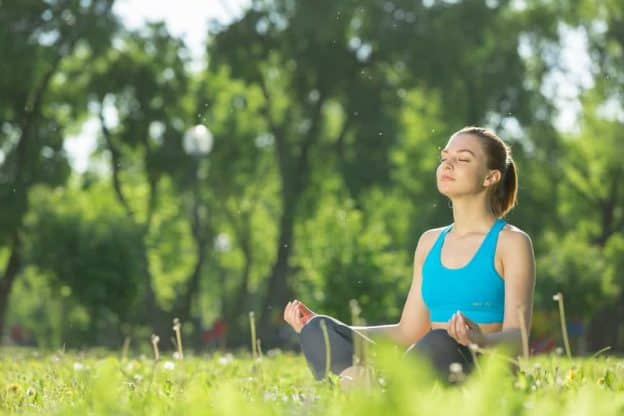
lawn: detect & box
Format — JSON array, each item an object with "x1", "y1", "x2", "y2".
[{"x1": 1, "y1": 344, "x2": 623, "y2": 415}]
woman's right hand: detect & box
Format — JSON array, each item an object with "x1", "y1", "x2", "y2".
[{"x1": 283, "y1": 299, "x2": 316, "y2": 333}]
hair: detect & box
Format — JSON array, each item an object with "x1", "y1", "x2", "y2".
[{"x1": 452, "y1": 126, "x2": 518, "y2": 218}]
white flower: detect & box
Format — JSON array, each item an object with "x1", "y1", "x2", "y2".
[
  {"x1": 163, "y1": 361, "x2": 175, "y2": 370},
  {"x1": 449, "y1": 362, "x2": 463, "y2": 374},
  {"x1": 73, "y1": 362, "x2": 85, "y2": 371},
  {"x1": 218, "y1": 353, "x2": 234, "y2": 365},
  {"x1": 263, "y1": 391, "x2": 278, "y2": 401}
]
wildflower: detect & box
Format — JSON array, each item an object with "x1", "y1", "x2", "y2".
[
  {"x1": 449, "y1": 362, "x2": 463, "y2": 374},
  {"x1": 218, "y1": 353, "x2": 234, "y2": 365},
  {"x1": 163, "y1": 360, "x2": 175, "y2": 370},
  {"x1": 6, "y1": 383, "x2": 21, "y2": 393},
  {"x1": 73, "y1": 362, "x2": 85, "y2": 371}
]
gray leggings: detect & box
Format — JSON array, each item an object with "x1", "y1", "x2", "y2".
[{"x1": 298, "y1": 315, "x2": 475, "y2": 381}]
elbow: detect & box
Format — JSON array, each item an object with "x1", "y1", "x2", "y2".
[{"x1": 397, "y1": 322, "x2": 429, "y2": 347}]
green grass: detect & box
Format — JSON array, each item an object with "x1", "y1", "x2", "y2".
[{"x1": 1, "y1": 344, "x2": 624, "y2": 415}]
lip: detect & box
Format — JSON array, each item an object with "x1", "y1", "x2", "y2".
[{"x1": 440, "y1": 175, "x2": 455, "y2": 181}]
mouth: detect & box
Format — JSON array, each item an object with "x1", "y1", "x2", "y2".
[{"x1": 440, "y1": 175, "x2": 455, "y2": 181}]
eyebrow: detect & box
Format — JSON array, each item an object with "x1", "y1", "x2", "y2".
[{"x1": 440, "y1": 148, "x2": 476, "y2": 156}]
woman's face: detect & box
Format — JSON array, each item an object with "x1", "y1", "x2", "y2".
[{"x1": 436, "y1": 133, "x2": 496, "y2": 198}]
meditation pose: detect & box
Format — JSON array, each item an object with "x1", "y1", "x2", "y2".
[{"x1": 283, "y1": 126, "x2": 536, "y2": 383}]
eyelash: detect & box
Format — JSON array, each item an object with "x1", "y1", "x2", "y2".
[{"x1": 440, "y1": 158, "x2": 469, "y2": 162}]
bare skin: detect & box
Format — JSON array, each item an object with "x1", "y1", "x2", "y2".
[{"x1": 283, "y1": 132, "x2": 536, "y2": 381}]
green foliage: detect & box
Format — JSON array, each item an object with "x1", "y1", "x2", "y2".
[
  {"x1": 23, "y1": 184, "x2": 146, "y2": 344},
  {"x1": 294, "y1": 194, "x2": 410, "y2": 322}
]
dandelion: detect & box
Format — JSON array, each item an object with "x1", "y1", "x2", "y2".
[
  {"x1": 151, "y1": 334, "x2": 160, "y2": 361},
  {"x1": 218, "y1": 353, "x2": 234, "y2": 365},
  {"x1": 553, "y1": 292, "x2": 572, "y2": 358},
  {"x1": 6, "y1": 383, "x2": 21, "y2": 393},
  {"x1": 449, "y1": 362, "x2": 466, "y2": 383},
  {"x1": 172, "y1": 318, "x2": 183, "y2": 359},
  {"x1": 449, "y1": 362, "x2": 463, "y2": 374},
  {"x1": 163, "y1": 361, "x2": 175, "y2": 370},
  {"x1": 249, "y1": 311, "x2": 258, "y2": 359},
  {"x1": 73, "y1": 362, "x2": 85, "y2": 371},
  {"x1": 267, "y1": 348, "x2": 281, "y2": 357}
]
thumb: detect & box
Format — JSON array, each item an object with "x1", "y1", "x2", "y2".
[{"x1": 460, "y1": 312, "x2": 478, "y2": 328}]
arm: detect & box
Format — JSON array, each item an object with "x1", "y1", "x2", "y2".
[
  {"x1": 482, "y1": 229, "x2": 536, "y2": 353},
  {"x1": 451, "y1": 229, "x2": 536, "y2": 354},
  {"x1": 351, "y1": 231, "x2": 434, "y2": 347}
]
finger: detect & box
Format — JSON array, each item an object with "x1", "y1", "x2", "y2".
[
  {"x1": 447, "y1": 312, "x2": 457, "y2": 339},
  {"x1": 283, "y1": 301, "x2": 291, "y2": 322},
  {"x1": 457, "y1": 315, "x2": 468, "y2": 345},
  {"x1": 287, "y1": 301, "x2": 297, "y2": 325},
  {"x1": 455, "y1": 313, "x2": 465, "y2": 343},
  {"x1": 460, "y1": 312, "x2": 477, "y2": 329},
  {"x1": 289, "y1": 302, "x2": 298, "y2": 324}
]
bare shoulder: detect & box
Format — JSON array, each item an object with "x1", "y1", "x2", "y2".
[
  {"x1": 499, "y1": 223, "x2": 534, "y2": 253},
  {"x1": 414, "y1": 226, "x2": 446, "y2": 260}
]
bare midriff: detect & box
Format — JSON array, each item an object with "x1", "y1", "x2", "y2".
[{"x1": 430, "y1": 321, "x2": 503, "y2": 334}]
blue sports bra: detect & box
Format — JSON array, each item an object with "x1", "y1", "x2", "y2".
[{"x1": 421, "y1": 219, "x2": 506, "y2": 323}]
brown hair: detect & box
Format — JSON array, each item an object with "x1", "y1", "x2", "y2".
[{"x1": 453, "y1": 126, "x2": 518, "y2": 218}]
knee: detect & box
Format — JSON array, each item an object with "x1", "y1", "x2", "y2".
[{"x1": 300, "y1": 315, "x2": 333, "y2": 340}]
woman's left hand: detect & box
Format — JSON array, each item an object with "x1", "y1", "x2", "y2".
[{"x1": 447, "y1": 311, "x2": 486, "y2": 347}]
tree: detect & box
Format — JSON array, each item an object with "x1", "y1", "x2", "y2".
[{"x1": 0, "y1": 0, "x2": 117, "y2": 340}]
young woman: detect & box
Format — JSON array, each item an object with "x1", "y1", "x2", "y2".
[{"x1": 283, "y1": 126, "x2": 536, "y2": 383}]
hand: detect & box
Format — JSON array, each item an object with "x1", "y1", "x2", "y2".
[
  {"x1": 447, "y1": 311, "x2": 486, "y2": 347},
  {"x1": 283, "y1": 299, "x2": 316, "y2": 334}
]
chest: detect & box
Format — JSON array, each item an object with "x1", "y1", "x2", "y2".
[{"x1": 440, "y1": 233, "x2": 505, "y2": 276}]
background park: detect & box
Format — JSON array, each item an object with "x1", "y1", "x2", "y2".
[{"x1": 1, "y1": 0, "x2": 624, "y2": 414}]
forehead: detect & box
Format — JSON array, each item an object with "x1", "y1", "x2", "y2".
[{"x1": 442, "y1": 133, "x2": 483, "y2": 155}]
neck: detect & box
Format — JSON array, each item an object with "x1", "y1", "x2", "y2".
[{"x1": 449, "y1": 195, "x2": 497, "y2": 236}]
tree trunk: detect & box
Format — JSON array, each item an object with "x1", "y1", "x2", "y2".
[
  {"x1": 0, "y1": 233, "x2": 22, "y2": 342},
  {"x1": 258, "y1": 188, "x2": 298, "y2": 341}
]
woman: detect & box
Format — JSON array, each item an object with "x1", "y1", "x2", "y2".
[{"x1": 283, "y1": 126, "x2": 536, "y2": 383}]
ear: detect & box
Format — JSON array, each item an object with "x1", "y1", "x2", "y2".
[{"x1": 483, "y1": 169, "x2": 502, "y2": 188}]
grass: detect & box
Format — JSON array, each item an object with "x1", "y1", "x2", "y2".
[{"x1": 2, "y1": 343, "x2": 624, "y2": 415}]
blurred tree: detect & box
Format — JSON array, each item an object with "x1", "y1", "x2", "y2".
[
  {"x1": 81, "y1": 22, "x2": 193, "y2": 331},
  {"x1": 23, "y1": 184, "x2": 145, "y2": 346},
  {"x1": 209, "y1": 0, "x2": 559, "y2": 339},
  {"x1": 189, "y1": 67, "x2": 278, "y2": 344},
  {"x1": 0, "y1": 0, "x2": 118, "y2": 340}
]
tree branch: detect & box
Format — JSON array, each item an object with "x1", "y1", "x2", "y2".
[{"x1": 98, "y1": 108, "x2": 134, "y2": 219}]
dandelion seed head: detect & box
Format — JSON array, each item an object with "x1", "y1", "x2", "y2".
[{"x1": 449, "y1": 362, "x2": 463, "y2": 373}]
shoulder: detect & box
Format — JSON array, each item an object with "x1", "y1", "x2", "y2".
[
  {"x1": 499, "y1": 223, "x2": 534, "y2": 255},
  {"x1": 414, "y1": 226, "x2": 447, "y2": 260}
]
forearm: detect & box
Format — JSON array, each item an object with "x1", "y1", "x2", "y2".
[
  {"x1": 480, "y1": 328, "x2": 522, "y2": 355},
  {"x1": 349, "y1": 323, "x2": 406, "y2": 346}
]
